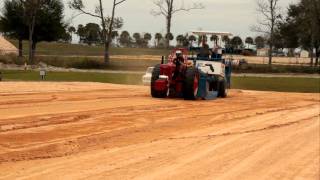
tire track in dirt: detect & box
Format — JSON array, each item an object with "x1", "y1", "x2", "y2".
[
  {"x1": 0, "y1": 102, "x2": 318, "y2": 163},
  {"x1": 0, "y1": 82, "x2": 318, "y2": 179},
  {"x1": 164, "y1": 114, "x2": 319, "y2": 141}
]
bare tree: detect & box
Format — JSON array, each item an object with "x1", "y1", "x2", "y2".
[
  {"x1": 69, "y1": 0, "x2": 127, "y2": 64},
  {"x1": 151, "y1": 0, "x2": 203, "y2": 48},
  {"x1": 21, "y1": 0, "x2": 43, "y2": 64},
  {"x1": 252, "y1": 0, "x2": 281, "y2": 65}
]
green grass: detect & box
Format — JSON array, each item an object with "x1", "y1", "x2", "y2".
[
  {"x1": 8, "y1": 40, "x2": 169, "y2": 56},
  {"x1": 232, "y1": 76, "x2": 320, "y2": 93},
  {"x1": 1, "y1": 70, "x2": 319, "y2": 93},
  {"x1": 0, "y1": 55, "x2": 160, "y2": 71},
  {"x1": 233, "y1": 64, "x2": 320, "y2": 74},
  {"x1": 0, "y1": 70, "x2": 143, "y2": 85},
  {"x1": 1, "y1": 54, "x2": 319, "y2": 73}
]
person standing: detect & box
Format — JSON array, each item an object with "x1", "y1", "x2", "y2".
[{"x1": 24, "y1": 61, "x2": 27, "y2": 71}]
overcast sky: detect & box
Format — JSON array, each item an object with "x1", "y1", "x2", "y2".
[{"x1": 62, "y1": 0, "x2": 299, "y2": 39}]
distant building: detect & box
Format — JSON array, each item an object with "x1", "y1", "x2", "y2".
[
  {"x1": 0, "y1": 36, "x2": 18, "y2": 55},
  {"x1": 257, "y1": 48, "x2": 269, "y2": 57}
]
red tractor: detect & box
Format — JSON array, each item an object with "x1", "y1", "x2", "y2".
[
  {"x1": 151, "y1": 48, "x2": 200, "y2": 99},
  {"x1": 151, "y1": 31, "x2": 233, "y2": 100}
]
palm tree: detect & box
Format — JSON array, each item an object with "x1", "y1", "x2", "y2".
[
  {"x1": 67, "y1": 26, "x2": 76, "y2": 43},
  {"x1": 165, "y1": 33, "x2": 174, "y2": 48},
  {"x1": 222, "y1": 35, "x2": 230, "y2": 44},
  {"x1": 133, "y1": 33, "x2": 141, "y2": 42},
  {"x1": 68, "y1": 26, "x2": 76, "y2": 34},
  {"x1": 155, "y1": 33, "x2": 163, "y2": 47},
  {"x1": 198, "y1": 35, "x2": 207, "y2": 46},
  {"x1": 133, "y1": 33, "x2": 141, "y2": 47},
  {"x1": 188, "y1": 35, "x2": 196, "y2": 46},
  {"x1": 119, "y1": 31, "x2": 130, "y2": 47},
  {"x1": 111, "y1": 31, "x2": 119, "y2": 46},
  {"x1": 231, "y1": 36, "x2": 243, "y2": 49},
  {"x1": 111, "y1": 31, "x2": 118, "y2": 39},
  {"x1": 143, "y1": 33, "x2": 152, "y2": 47},
  {"x1": 245, "y1": 37, "x2": 254, "y2": 48},
  {"x1": 77, "y1": 24, "x2": 86, "y2": 43},
  {"x1": 210, "y1": 35, "x2": 219, "y2": 46},
  {"x1": 255, "y1": 36, "x2": 265, "y2": 49},
  {"x1": 176, "y1": 34, "x2": 184, "y2": 46}
]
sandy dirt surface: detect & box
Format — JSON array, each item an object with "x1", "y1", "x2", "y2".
[{"x1": 0, "y1": 82, "x2": 319, "y2": 180}]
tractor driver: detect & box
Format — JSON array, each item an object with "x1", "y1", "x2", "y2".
[
  {"x1": 173, "y1": 50, "x2": 184, "y2": 79},
  {"x1": 173, "y1": 50, "x2": 184, "y2": 66}
]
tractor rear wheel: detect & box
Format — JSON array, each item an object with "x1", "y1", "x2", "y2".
[
  {"x1": 183, "y1": 67, "x2": 199, "y2": 100},
  {"x1": 151, "y1": 64, "x2": 167, "y2": 98},
  {"x1": 218, "y1": 80, "x2": 227, "y2": 98}
]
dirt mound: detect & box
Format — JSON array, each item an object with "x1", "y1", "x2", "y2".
[
  {"x1": 0, "y1": 36, "x2": 18, "y2": 55},
  {"x1": 0, "y1": 82, "x2": 319, "y2": 179}
]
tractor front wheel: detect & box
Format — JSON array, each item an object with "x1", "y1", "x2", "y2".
[{"x1": 151, "y1": 64, "x2": 167, "y2": 98}]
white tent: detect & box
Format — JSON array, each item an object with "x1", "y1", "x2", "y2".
[{"x1": 0, "y1": 36, "x2": 18, "y2": 55}]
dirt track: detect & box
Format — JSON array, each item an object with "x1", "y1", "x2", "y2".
[{"x1": 0, "y1": 82, "x2": 319, "y2": 180}]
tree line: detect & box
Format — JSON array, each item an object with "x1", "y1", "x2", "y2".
[
  {"x1": 0, "y1": 0, "x2": 319, "y2": 66},
  {"x1": 254, "y1": 0, "x2": 319, "y2": 66},
  {"x1": 0, "y1": 0, "x2": 67, "y2": 64},
  {"x1": 67, "y1": 23, "x2": 267, "y2": 51},
  {"x1": 275, "y1": 0, "x2": 320, "y2": 65}
]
